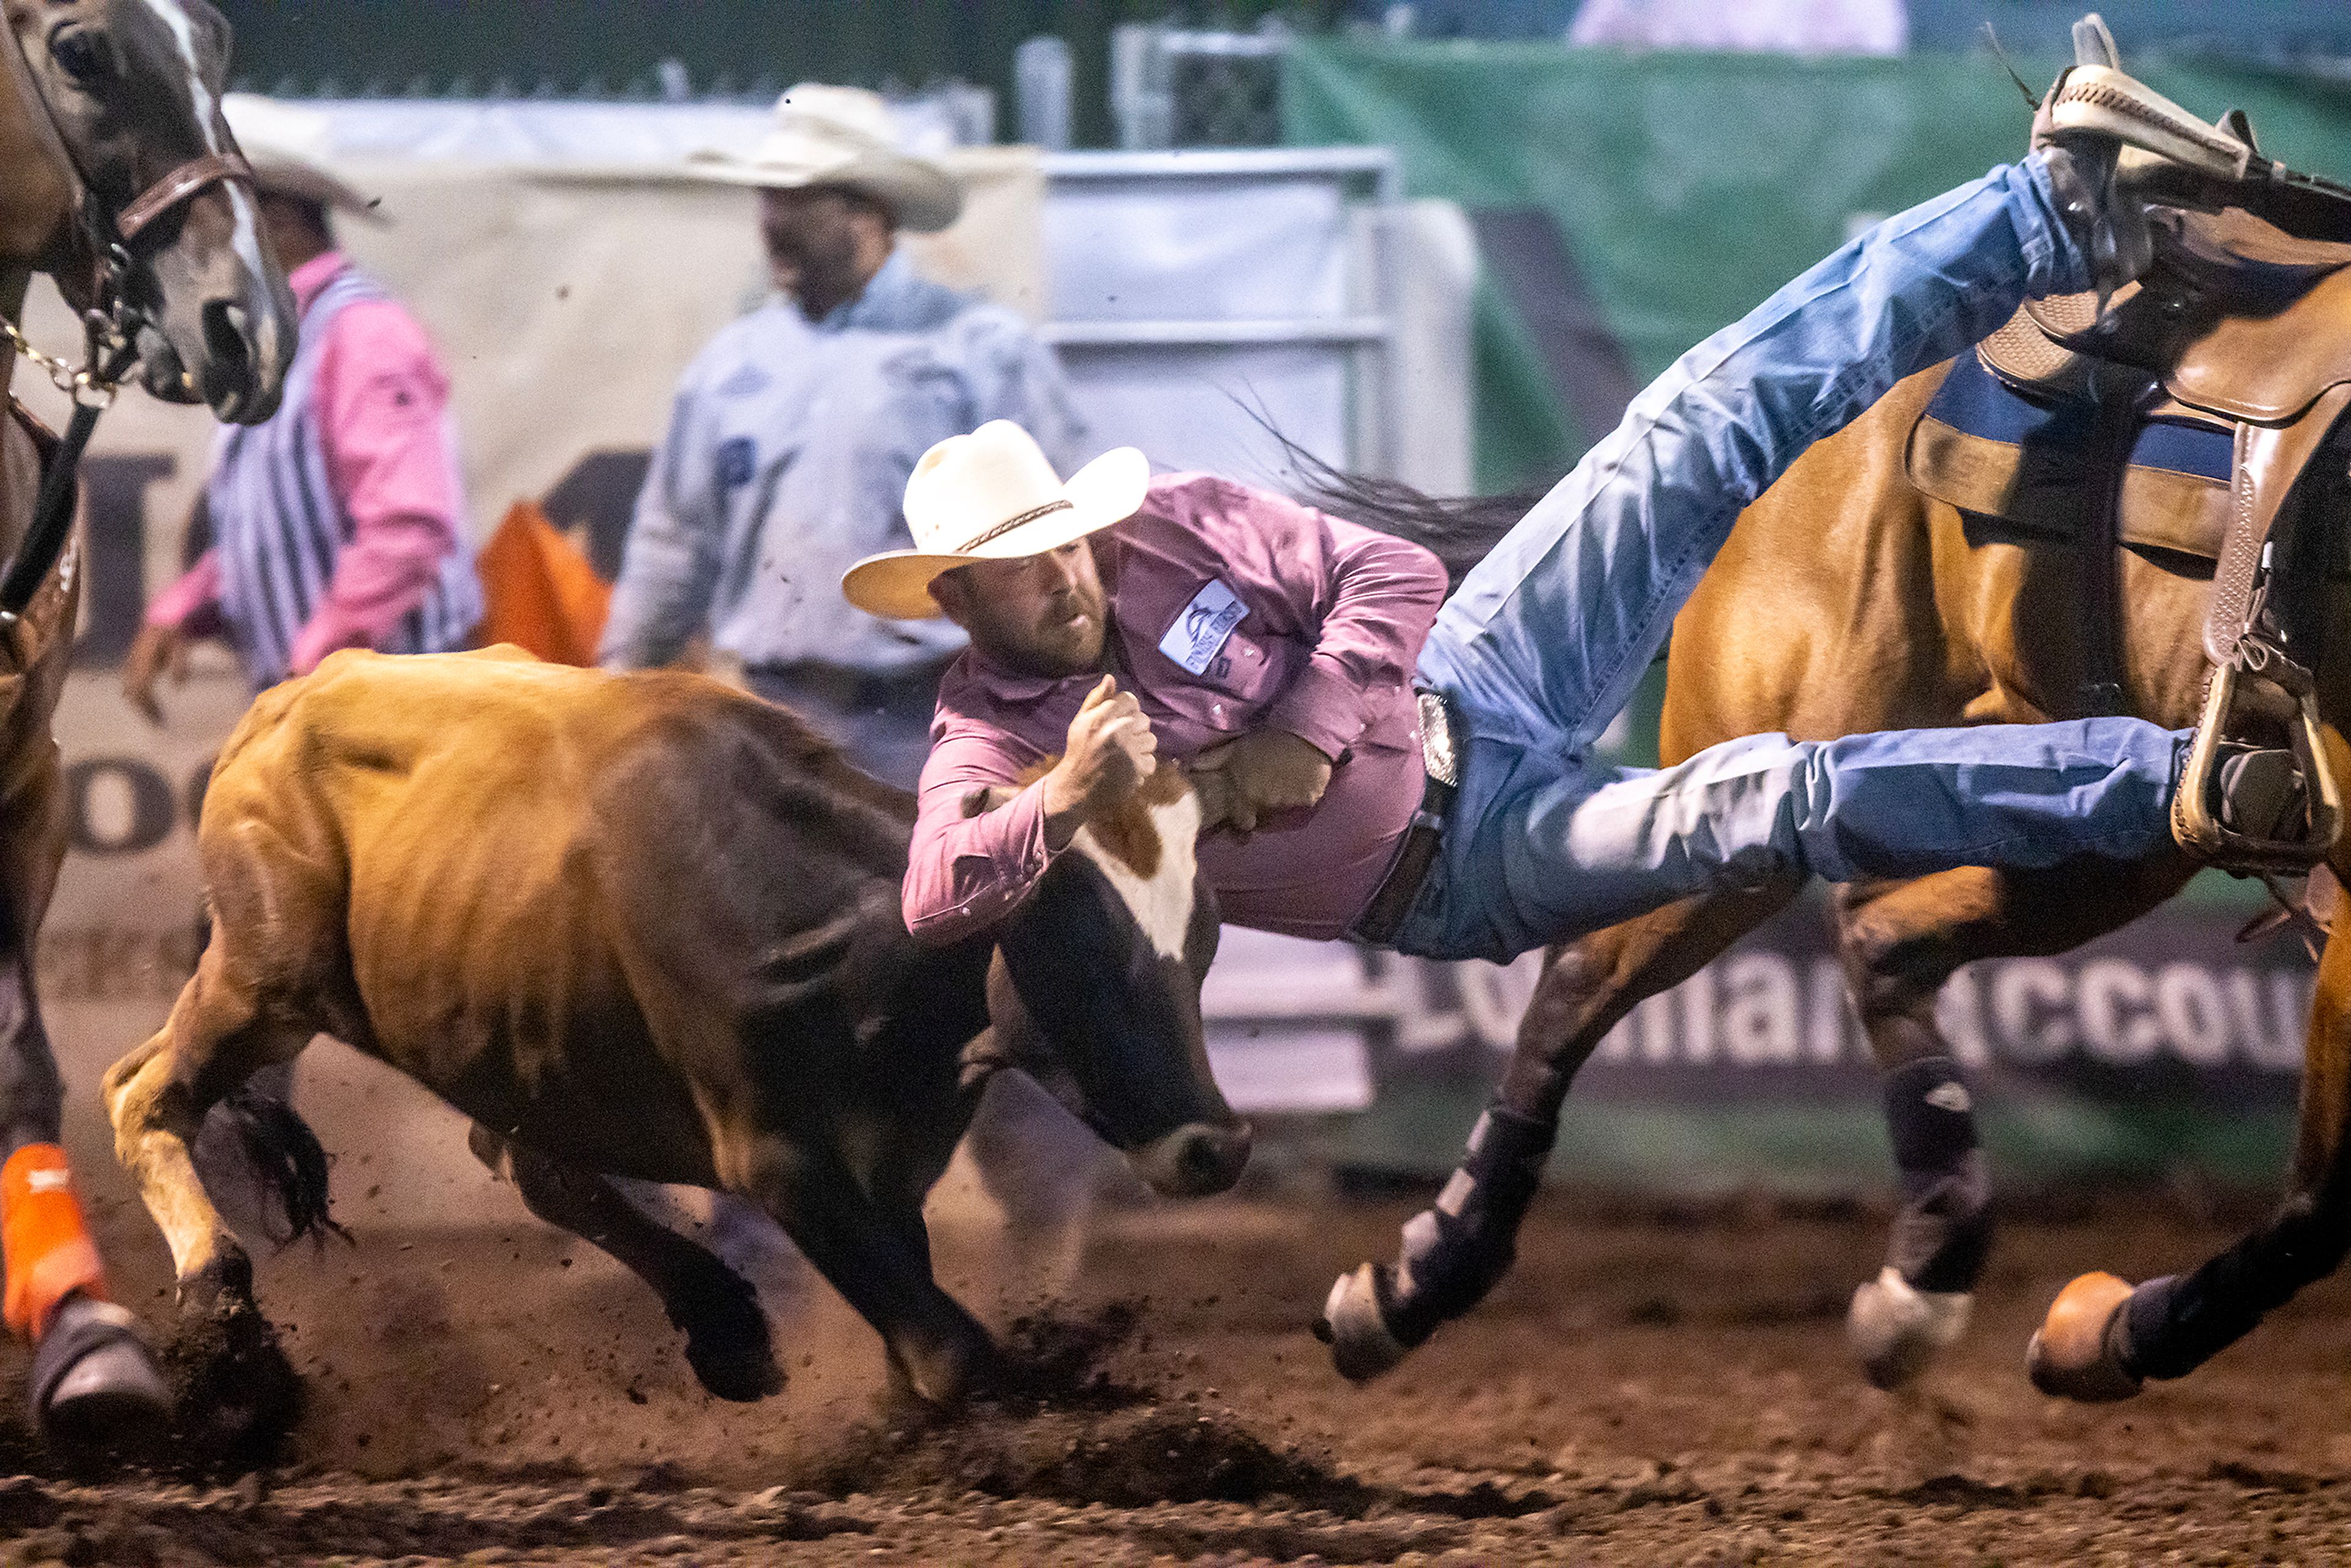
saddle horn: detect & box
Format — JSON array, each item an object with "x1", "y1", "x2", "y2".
[{"x1": 2072, "y1": 13, "x2": 2121, "y2": 70}]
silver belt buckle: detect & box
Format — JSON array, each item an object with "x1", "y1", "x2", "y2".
[{"x1": 1415, "y1": 688, "x2": 1460, "y2": 790}]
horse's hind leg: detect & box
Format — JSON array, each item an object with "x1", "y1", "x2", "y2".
[
  {"x1": 1835, "y1": 858, "x2": 2189, "y2": 1387},
  {"x1": 101, "y1": 947, "x2": 312, "y2": 1457},
  {"x1": 1320, "y1": 879, "x2": 1799, "y2": 1380},
  {"x1": 2030, "y1": 804, "x2": 2351, "y2": 1399},
  {"x1": 470, "y1": 1127, "x2": 782, "y2": 1402}
]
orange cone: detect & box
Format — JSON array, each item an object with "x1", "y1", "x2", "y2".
[{"x1": 2, "y1": 1144, "x2": 107, "y2": 1340}]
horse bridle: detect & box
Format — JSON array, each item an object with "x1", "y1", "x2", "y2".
[{"x1": 0, "y1": 12, "x2": 260, "y2": 621}]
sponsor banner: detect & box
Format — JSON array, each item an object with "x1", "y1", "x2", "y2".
[{"x1": 1202, "y1": 888, "x2": 2315, "y2": 1185}]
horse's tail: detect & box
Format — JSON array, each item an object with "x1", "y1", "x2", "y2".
[
  {"x1": 1260, "y1": 419, "x2": 1547, "y2": 594},
  {"x1": 211, "y1": 1085, "x2": 352, "y2": 1251}
]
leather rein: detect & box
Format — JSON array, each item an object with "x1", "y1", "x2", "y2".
[{"x1": 0, "y1": 21, "x2": 257, "y2": 623}]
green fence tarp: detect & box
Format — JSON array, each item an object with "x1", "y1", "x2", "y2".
[{"x1": 1284, "y1": 40, "x2": 2351, "y2": 489}]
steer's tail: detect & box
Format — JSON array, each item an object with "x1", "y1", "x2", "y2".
[{"x1": 209, "y1": 1087, "x2": 351, "y2": 1250}]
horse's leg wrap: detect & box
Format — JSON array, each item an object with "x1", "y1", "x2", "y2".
[
  {"x1": 2115, "y1": 1189, "x2": 2351, "y2": 1381},
  {"x1": 1322, "y1": 1105, "x2": 1555, "y2": 1378},
  {"x1": 1847, "y1": 1057, "x2": 1988, "y2": 1386},
  {"x1": 1881, "y1": 1056, "x2": 1992, "y2": 1292},
  {"x1": 1, "y1": 1144, "x2": 108, "y2": 1342}
]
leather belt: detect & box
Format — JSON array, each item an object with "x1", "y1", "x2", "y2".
[{"x1": 1349, "y1": 689, "x2": 1460, "y2": 947}]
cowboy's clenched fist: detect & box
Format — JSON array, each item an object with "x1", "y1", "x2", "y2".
[{"x1": 1042, "y1": 676, "x2": 1158, "y2": 848}]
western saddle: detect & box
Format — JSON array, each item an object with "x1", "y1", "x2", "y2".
[{"x1": 1905, "y1": 180, "x2": 2351, "y2": 869}]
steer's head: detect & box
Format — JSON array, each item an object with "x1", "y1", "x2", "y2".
[{"x1": 981, "y1": 765, "x2": 1250, "y2": 1198}]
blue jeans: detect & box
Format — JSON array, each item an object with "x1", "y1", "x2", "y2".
[{"x1": 1395, "y1": 157, "x2": 2189, "y2": 963}]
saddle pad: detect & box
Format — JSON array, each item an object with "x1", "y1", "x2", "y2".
[{"x1": 1905, "y1": 351, "x2": 2233, "y2": 560}]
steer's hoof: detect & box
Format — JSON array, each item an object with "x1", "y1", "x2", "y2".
[
  {"x1": 667, "y1": 1263, "x2": 784, "y2": 1403},
  {"x1": 167, "y1": 1262, "x2": 303, "y2": 1471},
  {"x1": 1316, "y1": 1264, "x2": 1413, "y2": 1383},
  {"x1": 2027, "y1": 1272, "x2": 2143, "y2": 1403},
  {"x1": 1847, "y1": 1267, "x2": 1973, "y2": 1390},
  {"x1": 684, "y1": 1323, "x2": 785, "y2": 1404},
  {"x1": 30, "y1": 1297, "x2": 170, "y2": 1461}
]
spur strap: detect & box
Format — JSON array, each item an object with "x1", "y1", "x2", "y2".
[{"x1": 113, "y1": 152, "x2": 255, "y2": 246}]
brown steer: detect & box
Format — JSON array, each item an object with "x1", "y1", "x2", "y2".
[{"x1": 103, "y1": 647, "x2": 1246, "y2": 1430}]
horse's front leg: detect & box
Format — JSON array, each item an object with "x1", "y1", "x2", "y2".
[
  {"x1": 1318, "y1": 880, "x2": 1798, "y2": 1381},
  {"x1": 1837, "y1": 857, "x2": 2191, "y2": 1388},
  {"x1": 0, "y1": 734, "x2": 171, "y2": 1452},
  {"x1": 2030, "y1": 823, "x2": 2351, "y2": 1400}
]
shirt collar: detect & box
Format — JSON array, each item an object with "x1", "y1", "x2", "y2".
[
  {"x1": 811, "y1": 248, "x2": 921, "y2": 334},
  {"x1": 287, "y1": 250, "x2": 350, "y2": 317}
]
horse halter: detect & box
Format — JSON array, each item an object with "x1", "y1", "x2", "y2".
[
  {"x1": 0, "y1": 8, "x2": 260, "y2": 407},
  {"x1": 0, "y1": 15, "x2": 261, "y2": 621}
]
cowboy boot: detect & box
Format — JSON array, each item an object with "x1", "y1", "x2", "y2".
[{"x1": 2173, "y1": 743, "x2": 2314, "y2": 865}]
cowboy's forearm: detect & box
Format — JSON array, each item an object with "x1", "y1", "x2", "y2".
[{"x1": 904, "y1": 779, "x2": 1055, "y2": 944}]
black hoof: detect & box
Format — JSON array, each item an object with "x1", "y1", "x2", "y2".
[
  {"x1": 165, "y1": 1252, "x2": 302, "y2": 1471},
  {"x1": 884, "y1": 1329, "x2": 996, "y2": 1417},
  {"x1": 1318, "y1": 1262, "x2": 1418, "y2": 1382},
  {"x1": 671, "y1": 1274, "x2": 784, "y2": 1404},
  {"x1": 684, "y1": 1331, "x2": 784, "y2": 1403},
  {"x1": 30, "y1": 1296, "x2": 170, "y2": 1462}
]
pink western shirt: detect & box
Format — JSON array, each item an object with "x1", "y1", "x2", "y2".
[
  {"x1": 144, "y1": 251, "x2": 464, "y2": 675},
  {"x1": 904, "y1": 473, "x2": 1448, "y2": 943}
]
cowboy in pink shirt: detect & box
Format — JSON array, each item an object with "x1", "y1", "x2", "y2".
[
  {"x1": 841, "y1": 422, "x2": 1445, "y2": 946},
  {"x1": 125, "y1": 103, "x2": 479, "y2": 718}
]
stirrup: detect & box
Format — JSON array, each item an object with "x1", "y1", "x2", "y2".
[{"x1": 2173, "y1": 648, "x2": 2341, "y2": 871}]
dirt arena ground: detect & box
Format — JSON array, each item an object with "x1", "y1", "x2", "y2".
[{"x1": 0, "y1": 1158, "x2": 2341, "y2": 1566}]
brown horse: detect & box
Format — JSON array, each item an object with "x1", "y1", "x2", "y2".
[
  {"x1": 1322, "y1": 189, "x2": 2351, "y2": 1400},
  {"x1": 0, "y1": 0, "x2": 292, "y2": 1450}
]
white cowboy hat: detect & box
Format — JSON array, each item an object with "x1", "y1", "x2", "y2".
[
  {"x1": 842, "y1": 421, "x2": 1149, "y2": 621},
  {"x1": 683, "y1": 83, "x2": 964, "y2": 233},
  {"x1": 221, "y1": 93, "x2": 386, "y2": 223}
]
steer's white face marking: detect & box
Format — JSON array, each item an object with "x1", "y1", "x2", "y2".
[
  {"x1": 138, "y1": 0, "x2": 266, "y2": 283},
  {"x1": 1071, "y1": 785, "x2": 1202, "y2": 963}
]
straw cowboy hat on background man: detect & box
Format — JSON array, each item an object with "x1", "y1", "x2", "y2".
[
  {"x1": 687, "y1": 83, "x2": 964, "y2": 232},
  {"x1": 842, "y1": 421, "x2": 1147, "y2": 620},
  {"x1": 221, "y1": 92, "x2": 386, "y2": 222}
]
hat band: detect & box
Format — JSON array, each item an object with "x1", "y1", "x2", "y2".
[{"x1": 954, "y1": 498, "x2": 1073, "y2": 554}]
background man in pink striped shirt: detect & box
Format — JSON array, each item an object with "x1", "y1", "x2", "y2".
[{"x1": 124, "y1": 97, "x2": 481, "y2": 721}]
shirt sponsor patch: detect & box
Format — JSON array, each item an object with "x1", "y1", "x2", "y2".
[{"x1": 1159, "y1": 578, "x2": 1248, "y2": 675}]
